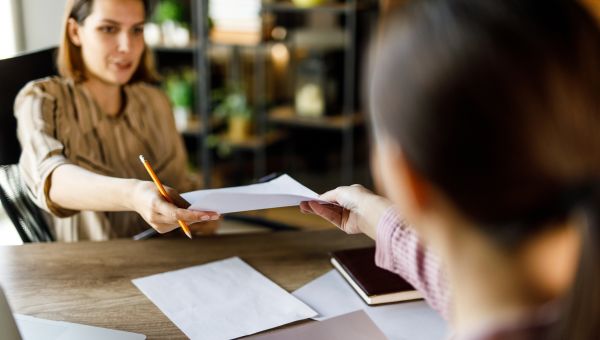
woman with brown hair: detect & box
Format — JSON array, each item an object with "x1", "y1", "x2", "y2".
[
  {"x1": 302, "y1": 0, "x2": 599, "y2": 338},
  {"x1": 15, "y1": 0, "x2": 218, "y2": 242}
]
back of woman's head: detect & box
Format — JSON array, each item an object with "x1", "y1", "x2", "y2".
[{"x1": 369, "y1": 0, "x2": 600, "y2": 338}]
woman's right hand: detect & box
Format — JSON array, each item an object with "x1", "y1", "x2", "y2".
[
  {"x1": 131, "y1": 181, "x2": 219, "y2": 234},
  {"x1": 300, "y1": 184, "x2": 394, "y2": 240}
]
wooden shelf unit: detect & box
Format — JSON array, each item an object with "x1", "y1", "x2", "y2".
[
  {"x1": 268, "y1": 106, "x2": 364, "y2": 130},
  {"x1": 215, "y1": 130, "x2": 287, "y2": 151}
]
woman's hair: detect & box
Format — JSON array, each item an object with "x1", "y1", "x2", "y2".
[
  {"x1": 57, "y1": 0, "x2": 158, "y2": 83},
  {"x1": 370, "y1": 0, "x2": 599, "y2": 338}
]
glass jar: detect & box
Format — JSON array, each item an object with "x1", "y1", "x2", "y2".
[{"x1": 295, "y1": 54, "x2": 326, "y2": 117}]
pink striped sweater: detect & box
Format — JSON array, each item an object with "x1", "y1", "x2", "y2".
[{"x1": 373, "y1": 207, "x2": 558, "y2": 339}]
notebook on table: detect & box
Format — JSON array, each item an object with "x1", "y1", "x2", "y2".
[{"x1": 330, "y1": 247, "x2": 422, "y2": 305}]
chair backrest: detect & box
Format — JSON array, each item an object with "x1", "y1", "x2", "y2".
[
  {"x1": 0, "y1": 48, "x2": 57, "y2": 165},
  {"x1": 0, "y1": 165, "x2": 54, "y2": 242}
]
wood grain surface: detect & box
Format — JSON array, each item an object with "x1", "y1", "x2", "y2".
[{"x1": 0, "y1": 229, "x2": 373, "y2": 339}]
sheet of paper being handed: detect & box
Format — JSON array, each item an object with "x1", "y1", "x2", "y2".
[{"x1": 181, "y1": 174, "x2": 333, "y2": 214}]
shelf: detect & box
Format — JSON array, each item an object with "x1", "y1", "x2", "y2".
[
  {"x1": 151, "y1": 37, "x2": 343, "y2": 51},
  {"x1": 179, "y1": 116, "x2": 225, "y2": 136},
  {"x1": 179, "y1": 119, "x2": 205, "y2": 135},
  {"x1": 261, "y1": 1, "x2": 368, "y2": 14},
  {"x1": 210, "y1": 30, "x2": 262, "y2": 47},
  {"x1": 158, "y1": 0, "x2": 367, "y2": 188},
  {"x1": 268, "y1": 106, "x2": 363, "y2": 130},
  {"x1": 215, "y1": 130, "x2": 287, "y2": 151},
  {"x1": 151, "y1": 45, "x2": 197, "y2": 53},
  {"x1": 152, "y1": 43, "x2": 249, "y2": 53},
  {"x1": 152, "y1": 43, "x2": 264, "y2": 59}
]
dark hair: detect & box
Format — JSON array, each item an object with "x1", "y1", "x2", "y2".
[
  {"x1": 57, "y1": 0, "x2": 158, "y2": 83},
  {"x1": 370, "y1": 0, "x2": 600, "y2": 338}
]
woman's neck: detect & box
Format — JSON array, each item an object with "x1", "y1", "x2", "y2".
[
  {"x1": 83, "y1": 77, "x2": 123, "y2": 117},
  {"x1": 444, "y1": 229, "x2": 542, "y2": 334},
  {"x1": 429, "y1": 212, "x2": 579, "y2": 336}
]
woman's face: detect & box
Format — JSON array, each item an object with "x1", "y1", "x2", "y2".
[{"x1": 69, "y1": 0, "x2": 145, "y2": 85}]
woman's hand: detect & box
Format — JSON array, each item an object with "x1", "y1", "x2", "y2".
[
  {"x1": 131, "y1": 181, "x2": 220, "y2": 234},
  {"x1": 300, "y1": 184, "x2": 393, "y2": 239}
]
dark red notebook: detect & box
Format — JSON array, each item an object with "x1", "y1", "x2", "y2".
[{"x1": 331, "y1": 247, "x2": 422, "y2": 305}]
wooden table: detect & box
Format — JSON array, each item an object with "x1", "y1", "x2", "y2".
[{"x1": 0, "y1": 229, "x2": 373, "y2": 339}]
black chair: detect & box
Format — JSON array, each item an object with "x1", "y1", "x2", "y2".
[
  {"x1": 0, "y1": 48, "x2": 57, "y2": 242},
  {"x1": 0, "y1": 47, "x2": 57, "y2": 165},
  {"x1": 0, "y1": 165, "x2": 54, "y2": 242}
]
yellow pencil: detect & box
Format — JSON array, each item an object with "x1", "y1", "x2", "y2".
[{"x1": 139, "y1": 155, "x2": 192, "y2": 239}]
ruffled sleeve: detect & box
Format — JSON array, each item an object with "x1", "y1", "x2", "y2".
[{"x1": 14, "y1": 79, "x2": 77, "y2": 217}]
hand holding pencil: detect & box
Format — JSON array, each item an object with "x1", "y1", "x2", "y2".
[{"x1": 137, "y1": 155, "x2": 219, "y2": 238}]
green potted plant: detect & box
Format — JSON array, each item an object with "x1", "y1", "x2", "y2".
[
  {"x1": 152, "y1": 0, "x2": 190, "y2": 47},
  {"x1": 213, "y1": 86, "x2": 253, "y2": 142},
  {"x1": 165, "y1": 68, "x2": 195, "y2": 131},
  {"x1": 153, "y1": 0, "x2": 184, "y2": 24}
]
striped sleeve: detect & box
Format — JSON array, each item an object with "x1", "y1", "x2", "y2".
[
  {"x1": 374, "y1": 207, "x2": 451, "y2": 319},
  {"x1": 14, "y1": 80, "x2": 77, "y2": 217}
]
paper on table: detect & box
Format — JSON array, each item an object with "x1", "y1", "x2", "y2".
[
  {"x1": 132, "y1": 257, "x2": 317, "y2": 340},
  {"x1": 14, "y1": 314, "x2": 145, "y2": 340},
  {"x1": 246, "y1": 310, "x2": 387, "y2": 340},
  {"x1": 293, "y1": 270, "x2": 447, "y2": 340},
  {"x1": 181, "y1": 174, "x2": 328, "y2": 214}
]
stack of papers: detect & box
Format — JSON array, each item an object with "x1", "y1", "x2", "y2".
[
  {"x1": 132, "y1": 257, "x2": 317, "y2": 339},
  {"x1": 181, "y1": 174, "x2": 327, "y2": 214}
]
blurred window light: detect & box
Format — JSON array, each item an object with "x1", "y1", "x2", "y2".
[{"x1": 0, "y1": 0, "x2": 18, "y2": 59}]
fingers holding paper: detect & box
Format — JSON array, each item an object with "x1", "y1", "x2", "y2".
[
  {"x1": 300, "y1": 185, "x2": 394, "y2": 240},
  {"x1": 300, "y1": 201, "x2": 356, "y2": 233},
  {"x1": 163, "y1": 186, "x2": 220, "y2": 222},
  {"x1": 133, "y1": 181, "x2": 220, "y2": 234}
]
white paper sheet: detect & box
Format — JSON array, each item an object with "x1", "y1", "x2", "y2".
[
  {"x1": 293, "y1": 270, "x2": 447, "y2": 340},
  {"x1": 181, "y1": 174, "x2": 327, "y2": 214},
  {"x1": 246, "y1": 310, "x2": 387, "y2": 340},
  {"x1": 14, "y1": 314, "x2": 145, "y2": 340},
  {"x1": 132, "y1": 257, "x2": 317, "y2": 340}
]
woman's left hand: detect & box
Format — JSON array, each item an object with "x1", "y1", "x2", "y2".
[
  {"x1": 131, "y1": 180, "x2": 221, "y2": 234},
  {"x1": 168, "y1": 189, "x2": 221, "y2": 235}
]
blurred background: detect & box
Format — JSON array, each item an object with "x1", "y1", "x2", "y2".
[{"x1": 1, "y1": 0, "x2": 599, "y2": 244}]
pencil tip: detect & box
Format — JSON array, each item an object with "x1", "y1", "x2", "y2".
[
  {"x1": 139, "y1": 155, "x2": 145, "y2": 163},
  {"x1": 185, "y1": 230, "x2": 192, "y2": 239}
]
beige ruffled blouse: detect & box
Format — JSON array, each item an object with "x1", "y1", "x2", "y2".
[{"x1": 15, "y1": 77, "x2": 199, "y2": 242}]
